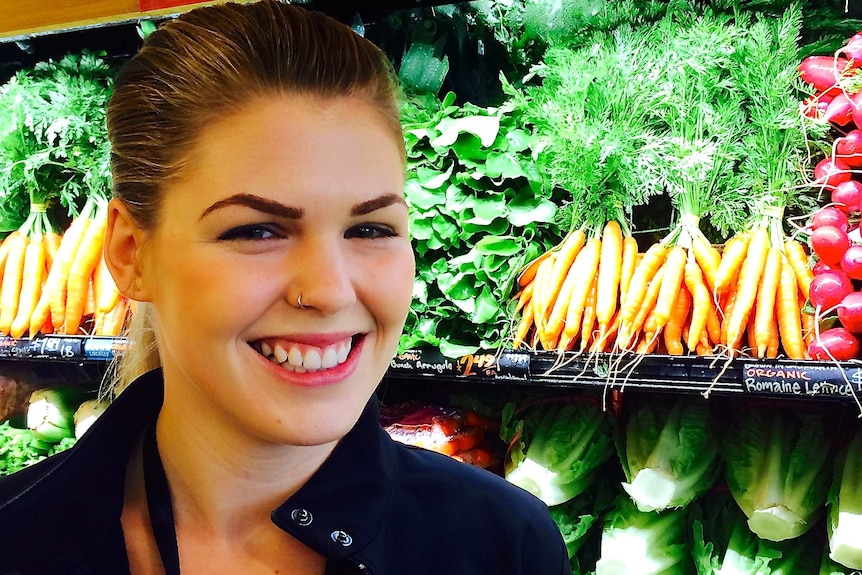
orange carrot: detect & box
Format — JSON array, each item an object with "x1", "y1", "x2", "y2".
[
  {"x1": 766, "y1": 311, "x2": 780, "y2": 359},
  {"x1": 42, "y1": 231, "x2": 62, "y2": 272},
  {"x1": 618, "y1": 236, "x2": 639, "y2": 304},
  {"x1": 653, "y1": 245, "x2": 687, "y2": 333},
  {"x1": 746, "y1": 312, "x2": 758, "y2": 357},
  {"x1": 0, "y1": 232, "x2": 20, "y2": 290},
  {"x1": 513, "y1": 302, "x2": 535, "y2": 350},
  {"x1": 518, "y1": 250, "x2": 552, "y2": 288},
  {"x1": 595, "y1": 221, "x2": 623, "y2": 332},
  {"x1": 10, "y1": 235, "x2": 45, "y2": 339},
  {"x1": 683, "y1": 256, "x2": 711, "y2": 351},
  {"x1": 96, "y1": 297, "x2": 129, "y2": 337},
  {"x1": 617, "y1": 243, "x2": 668, "y2": 343},
  {"x1": 691, "y1": 234, "x2": 721, "y2": 292},
  {"x1": 531, "y1": 253, "x2": 556, "y2": 346},
  {"x1": 579, "y1": 275, "x2": 599, "y2": 352},
  {"x1": 753, "y1": 248, "x2": 783, "y2": 358},
  {"x1": 777, "y1": 255, "x2": 805, "y2": 360},
  {"x1": 0, "y1": 234, "x2": 28, "y2": 335},
  {"x1": 63, "y1": 210, "x2": 107, "y2": 335},
  {"x1": 514, "y1": 282, "x2": 534, "y2": 313},
  {"x1": 619, "y1": 266, "x2": 666, "y2": 350},
  {"x1": 724, "y1": 228, "x2": 769, "y2": 350},
  {"x1": 714, "y1": 232, "x2": 751, "y2": 297},
  {"x1": 592, "y1": 311, "x2": 621, "y2": 353},
  {"x1": 706, "y1": 305, "x2": 722, "y2": 346},
  {"x1": 44, "y1": 214, "x2": 91, "y2": 332},
  {"x1": 544, "y1": 229, "x2": 587, "y2": 313},
  {"x1": 557, "y1": 238, "x2": 602, "y2": 351},
  {"x1": 784, "y1": 239, "x2": 813, "y2": 301}
]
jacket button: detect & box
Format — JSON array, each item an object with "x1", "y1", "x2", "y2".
[
  {"x1": 331, "y1": 530, "x2": 353, "y2": 546},
  {"x1": 290, "y1": 508, "x2": 313, "y2": 526}
]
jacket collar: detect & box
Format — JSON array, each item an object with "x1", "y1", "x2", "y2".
[{"x1": 0, "y1": 368, "x2": 396, "y2": 569}]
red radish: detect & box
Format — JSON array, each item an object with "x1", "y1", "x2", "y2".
[
  {"x1": 813, "y1": 260, "x2": 838, "y2": 275},
  {"x1": 815, "y1": 157, "x2": 852, "y2": 190},
  {"x1": 824, "y1": 92, "x2": 855, "y2": 126},
  {"x1": 836, "y1": 129, "x2": 862, "y2": 167},
  {"x1": 803, "y1": 94, "x2": 833, "y2": 119},
  {"x1": 839, "y1": 291, "x2": 862, "y2": 332},
  {"x1": 811, "y1": 225, "x2": 851, "y2": 265},
  {"x1": 841, "y1": 33, "x2": 862, "y2": 62},
  {"x1": 810, "y1": 270, "x2": 854, "y2": 310},
  {"x1": 831, "y1": 180, "x2": 862, "y2": 213},
  {"x1": 842, "y1": 245, "x2": 862, "y2": 279},
  {"x1": 811, "y1": 206, "x2": 850, "y2": 232},
  {"x1": 809, "y1": 327, "x2": 860, "y2": 360},
  {"x1": 799, "y1": 55, "x2": 851, "y2": 91}
]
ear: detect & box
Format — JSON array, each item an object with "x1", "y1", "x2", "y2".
[{"x1": 104, "y1": 198, "x2": 152, "y2": 302}]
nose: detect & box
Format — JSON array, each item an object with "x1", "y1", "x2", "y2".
[{"x1": 288, "y1": 236, "x2": 356, "y2": 314}]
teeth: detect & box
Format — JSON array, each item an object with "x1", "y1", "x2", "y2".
[
  {"x1": 288, "y1": 347, "x2": 303, "y2": 367},
  {"x1": 258, "y1": 337, "x2": 356, "y2": 372},
  {"x1": 321, "y1": 347, "x2": 338, "y2": 369},
  {"x1": 303, "y1": 349, "x2": 322, "y2": 370}
]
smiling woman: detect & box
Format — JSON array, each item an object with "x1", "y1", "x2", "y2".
[{"x1": 0, "y1": 2, "x2": 569, "y2": 574}]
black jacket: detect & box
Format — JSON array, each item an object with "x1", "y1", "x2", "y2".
[{"x1": 0, "y1": 369, "x2": 569, "y2": 575}]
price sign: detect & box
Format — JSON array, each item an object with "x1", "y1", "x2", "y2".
[
  {"x1": 457, "y1": 353, "x2": 497, "y2": 378},
  {"x1": 742, "y1": 362, "x2": 862, "y2": 399},
  {"x1": 83, "y1": 337, "x2": 129, "y2": 361},
  {"x1": 0, "y1": 336, "x2": 82, "y2": 360},
  {"x1": 496, "y1": 351, "x2": 531, "y2": 380}
]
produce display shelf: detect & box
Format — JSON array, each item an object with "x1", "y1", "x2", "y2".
[
  {"x1": 385, "y1": 347, "x2": 862, "y2": 404},
  {"x1": 0, "y1": 335, "x2": 129, "y2": 363}
]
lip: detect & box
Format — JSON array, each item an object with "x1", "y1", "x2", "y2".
[
  {"x1": 256, "y1": 332, "x2": 358, "y2": 348},
  {"x1": 253, "y1": 334, "x2": 365, "y2": 388}
]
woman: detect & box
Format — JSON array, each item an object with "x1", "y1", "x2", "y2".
[{"x1": 0, "y1": 2, "x2": 569, "y2": 574}]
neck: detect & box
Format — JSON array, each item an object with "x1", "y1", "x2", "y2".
[{"x1": 154, "y1": 384, "x2": 337, "y2": 538}]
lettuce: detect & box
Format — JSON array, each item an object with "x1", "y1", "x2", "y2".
[
  {"x1": 827, "y1": 426, "x2": 862, "y2": 570},
  {"x1": 621, "y1": 395, "x2": 721, "y2": 512},
  {"x1": 723, "y1": 407, "x2": 833, "y2": 542},
  {"x1": 502, "y1": 399, "x2": 614, "y2": 506}
]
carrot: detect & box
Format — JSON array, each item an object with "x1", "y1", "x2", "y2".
[
  {"x1": 96, "y1": 297, "x2": 129, "y2": 337},
  {"x1": 513, "y1": 302, "x2": 535, "y2": 350},
  {"x1": 63, "y1": 210, "x2": 108, "y2": 335},
  {"x1": 44, "y1": 214, "x2": 92, "y2": 332},
  {"x1": 514, "y1": 282, "x2": 534, "y2": 313},
  {"x1": 753, "y1": 247, "x2": 783, "y2": 358},
  {"x1": 746, "y1": 312, "x2": 758, "y2": 356},
  {"x1": 652, "y1": 245, "x2": 687, "y2": 333},
  {"x1": 544, "y1": 229, "x2": 587, "y2": 314},
  {"x1": 545, "y1": 263, "x2": 580, "y2": 348},
  {"x1": 683, "y1": 256, "x2": 712, "y2": 351},
  {"x1": 595, "y1": 221, "x2": 623, "y2": 332},
  {"x1": 617, "y1": 243, "x2": 668, "y2": 343},
  {"x1": 531, "y1": 253, "x2": 556, "y2": 347},
  {"x1": 0, "y1": 233, "x2": 28, "y2": 335},
  {"x1": 618, "y1": 236, "x2": 639, "y2": 304},
  {"x1": 784, "y1": 239, "x2": 813, "y2": 301},
  {"x1": 517, "y1": 250, "x2": 552, "y2": 288},
  {"x1": 706, "y1": 305, "x2": 722, "y2": 346},
  {"x1": 42, "y1": 231, "x2": 62, "y2": 272},
  {"x1": 85, "y1": 277, "x2": 96, "y2": 317},
  {"x1": 579, "y1": 275, "x2": 599, "y2": 352},
  {"x1": 766, "y1": 311, "x2": 780, "y2": 359},
  {"x1": 691, "y1": 234, "x2": 721, "y2": 292},
  {"x1": 0, "y1": 232, "x2": 20, "y2": 291},
  {"x1": 802, "y1": 308, "x2": 815, "y2": 349},
  {"x1": 714, "y1": 232, "x2": 751, "y2": 297},
  {"x1": 724, "y1": 228, "x2": 769, "y2": 350},
  {"x1": 592, "y1": 311, "x2": 621, "y2": 353},
  {"x1": 777, "y1": 255, "x2": 805, "y2": 360},
  {"x1": 10, "y1": 235, "x2": 46, "y2": 339},
  {"x1": 618, "y1": 266, "x2": 666, "y2": 350},
  {"x1": 557, "y1": 238, "x2": 602, "y2": 351}
]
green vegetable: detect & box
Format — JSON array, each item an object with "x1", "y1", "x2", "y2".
[
  {"x1": 26, "y1": 387, "x2": 83, "y2": 443},
  {"x1": 827, "y1": 426, "x2": 862, "y2": 570},
  {"x1": 73, "y1": 398, "x2": 109, "y2": 439},
  {"x1": 501, "y1": 399, "x2": 614, "y2": 506},
  {"x1": 549, "y1": 480, "x2": 618, "y2": 574},
  {"x1": 723, "y1": 407, "x2": 833, "y2": 542},
  {"x1": 0, "y1": 421, "x2": 51, "y2": 475},
  {"x1": 595, "y1": 495, "x2": 692, "y2": 575},
  {"x1": 621, "y1": 396, "x2": 721, "y2": 512}
]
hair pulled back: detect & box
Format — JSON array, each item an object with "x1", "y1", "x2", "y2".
[{"x1": 105, "y1": 0, "x2": 402, "y2": 392}]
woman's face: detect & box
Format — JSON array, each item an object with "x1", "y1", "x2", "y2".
[{"x1": 132, "y1": 94, "x2": 413, "y2": 446}]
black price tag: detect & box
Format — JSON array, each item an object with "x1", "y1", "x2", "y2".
[
  {"x1": 496, "y1": 351, "x2": 530, "y2": 380},
  {"x1": 742, "y1": 362, "x2": 862, "y2": 399},
  {"x1": 0, "y1": 336, "x2": 82, "y2": 360}
]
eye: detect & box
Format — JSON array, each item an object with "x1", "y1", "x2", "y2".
[
  {"x1": 218, "y1": 224, "x2": 283, "y2": 241},
  {"x1": 345, "y1": 224, "x2": 398, "y2": 239}
]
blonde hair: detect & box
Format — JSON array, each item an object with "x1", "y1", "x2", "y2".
[{"x1": 105, "y1": 0, "x2": 402, "y2": 394}]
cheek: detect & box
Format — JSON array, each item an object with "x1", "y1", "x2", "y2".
[{"x1": 368, "y1": 246, "x2": 415, "y2": 324}]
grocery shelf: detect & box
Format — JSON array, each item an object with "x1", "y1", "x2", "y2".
[{"x1": 0, "y1": 336, "x2": 128, "y2": 363}]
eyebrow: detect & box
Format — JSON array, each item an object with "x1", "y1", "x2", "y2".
[{"x1": 199, "y1": 192, "x2": 406, "y2": 220}]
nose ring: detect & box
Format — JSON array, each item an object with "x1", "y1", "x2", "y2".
[{"x1": 297, "y1": 293, "x2": 305, "y2": 309}]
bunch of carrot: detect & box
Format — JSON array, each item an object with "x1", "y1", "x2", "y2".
[
  {"x1": 511, "y1": 219, "x2": 814, "y2": 360},
  {"x1": 0, "y1": 198, "x2": 129, "y2": 339}
]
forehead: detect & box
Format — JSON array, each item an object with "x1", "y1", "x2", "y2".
[{"x1": 163, "y1": 93, "x2": 405, "y2": 209}]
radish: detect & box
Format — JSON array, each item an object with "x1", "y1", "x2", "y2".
[
  {"x1": 809, "y1": 327, "x2": 860, "y2": 360},
  {"x1": 835, "y1": 129, "x2": 862, "y2": 167},
  {"x1": 842, "y1": 245, "x2": 862, "y2": 279},
  {"x1": 841, "y1": 33, "x2": 862, "y2": 62},
  {"x1": 839, "y1": 291, "x2": 862, "y2": 332},
  {"x1": 831, "y1": 180, "x2": 862, "y2": 213},
  {"x1": 815, "y1": 158, "x2": 852, "y2": 190},
  {"x1": 811, "y1": 206, "x2": 850, "y2": 232},
  {"x1": 813, "y1": 260, "x2": 838, "y2": 275},
  {"x1": 799, "y1": 56, "x2": 851, "y2": 92},
  {"x1": 811, "y1": 225, "x2": 851, "y2": 265},
  {"x1": 824, "y1": 92, "x2": 855, "y2": 126},
  {"x1": 803, "y1": 94, "x2": 833, "y2": 119},
  {"x1": 810, "y1": 270, "x2": 854, "y2": 310}
]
